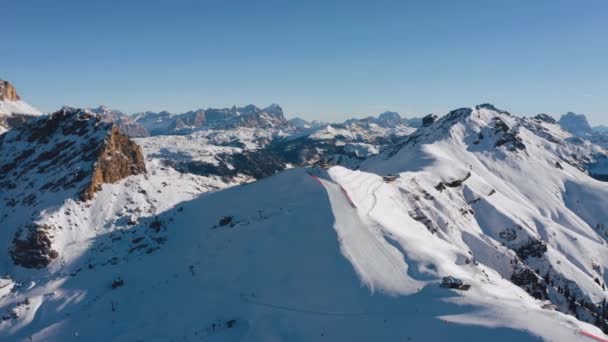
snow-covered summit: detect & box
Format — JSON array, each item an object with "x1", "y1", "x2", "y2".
[
  {"x1": 0, "y1": 107, "x2": 146, "y2": 269},
  {"x1": 351, "y1": 104, "x2": 608, "y2": 332}
]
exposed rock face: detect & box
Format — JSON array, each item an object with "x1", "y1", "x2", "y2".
[
  {"x1": 10, "y1": 224, "x2": 59, "y2": 269},
  {"x1": 0, "y1": 107, "x2": 146, "y2": 204},
  {"x1": 534, "y1": 114, "x2": 557, "y2": 125},
  {"x1": 377, "y1": 111, "x2": 402, "y2": 125},
  {"x1": 559, "y1": 112, "x2": 593, "y2": 137},
  {"x1": 0, "y1": 107, "x2": 146, "y2": 268},
  {"x1": 422, "y1": 114, "x2": 438, "y2": 127},
  {"x1": 0, "y1": 80, "x2": 20, "y2": 101},
  {"x1": 82, "y1": 125, "x2": 146, "y2": 200}
]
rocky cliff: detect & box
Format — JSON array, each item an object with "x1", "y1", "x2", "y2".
[
  {"x1": 81, "y1": 125, "x2": 146, "y2": 200},
  {"x1": 0, "y1": 79, "x2": 43, "y2": 133},
  {"x1": 0, "y1": 107, "x2": 146, "y2": 268},
  {"x1": 0, "y1": 80, "x2": 20, "y2": 101}
]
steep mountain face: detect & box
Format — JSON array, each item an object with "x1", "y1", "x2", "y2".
[
  {"x1": 559, "y1": 112, "x2": 593, "y2": 137},
  {"x1": 358, "y1": 103, "x2": 608, "y2": 332},
  {"x1": 0, "y1": 107, "x2": 145, "y2": 268},
  {"x1": 90, "y1": 106, "x2": 149, "y2": 137},
  {"x1": 1, "y1": 105, "x2": 608, "y2": 341},
  {"x1": 0, "y1": 80, "x2": 42, "y2": 133}
]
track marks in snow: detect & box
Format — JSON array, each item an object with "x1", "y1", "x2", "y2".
[{"x1": 313, "y1": 176, "x2": 422, "y2": 295}]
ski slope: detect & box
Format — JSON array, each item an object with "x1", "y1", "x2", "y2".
[{"x1": 1, "y1": 168, "x2": 601, "y2": 341}]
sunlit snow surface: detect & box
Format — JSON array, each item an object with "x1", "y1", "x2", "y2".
[{"x1": 1, "y1": 106, "x2": 607, "y2": 341}]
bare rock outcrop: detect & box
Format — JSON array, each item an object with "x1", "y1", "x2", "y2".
[
  {"x1": 10, "y1": 224, "x2": 59, "y2": 269},
  {"x1": 0, "y1": 80, "x2": 20, "y2": 102},
  {"x1": 0, "y1": 107, "x2": 146, "y2": 268},
  {"x1": 81, "y1": 125, "x2": 146, "y2": 200}
]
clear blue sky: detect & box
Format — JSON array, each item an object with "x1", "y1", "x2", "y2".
[{"x1": 3, "y1": 0, "x2": 608, "y2": 124}]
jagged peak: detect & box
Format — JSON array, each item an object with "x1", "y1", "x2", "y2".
[
  {"x1": 474, "y1": 103, "x2": 511, "y2": 115},
  {"x1": 264, "y1": 103, "x2": 282, "y2": 111},
  {"x1": 558, "y1": 111, "x2": 593, "y2": 136},
  {"x1": 533, "y1": 113, "x2": 557, "y2": 124},
  {"x1": 422, "y1": 113, "x2": 439, "y2": 127},
  {"x1": 378, "y1": 111, "x2": 402, "y2": 121},
  {"x1": 0, "y1": 80, "x2": 21, "y2": 102}
]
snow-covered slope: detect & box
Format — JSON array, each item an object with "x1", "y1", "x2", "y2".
[
  {"x1": 0, "y1": 101, "x2": 41, "y2": 117},
  {"x1": 1, "y1": 166, "x2": 605, "y2": 341},
  {"x1": 1, "y1": 103, "x2": 607, "y2": 341},
  {"x1": 357, "y1": 104, "x2": 608, "y2": 331},
  {"x1": 274, "y1": 113, "x2": 416, "y2": 168}
]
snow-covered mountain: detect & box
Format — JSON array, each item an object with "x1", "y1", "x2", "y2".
[
  {"x1": 0, "y1": 107, "x2": 147, "y2": 268},
  {"x1": 2, "y1": 103, "x2": 608, "y2": 341},
  {"x1": 558, "y1": 112, "x2": 608, "y2": 149},
  {"x1": 273, "y1": 112, "x2": 417, "y2": 168},
  {"x1": 377, "y1": 110, "x2": 423, "y2": 128},
  {"x1": 89, "y1": 106, "x2": 149, "y2": 137},
  {"x1": 130, "y1": 107, "x2": 418, "y2": 179},
  {"x1": 132, "y1": 104, "x2": 294, "y2": 136},
  {"x1": 559, "y1": 112, "x2": 593, "y2": 137},
  {"x1": 0, "y1": 80, "x2": 43, "y2": 134},
  {"x1": 359, "y1": 104, "x2": 608, "y2": 330}
]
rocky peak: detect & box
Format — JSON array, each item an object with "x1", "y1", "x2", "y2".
[
  {"x1": 559, "y1": 112, "x2": 593, "y2": 137},
  {"x1": 230, "y1": 104, "x2": 290, "y2": 129},
  {"x1": 475, "y1": 103, "x2": 511, "y2": 115},
  {"x1": 422, "y1": 114, "x2": 438, "y2": 127},
  {"x1": 0, "y1": 80, "x2": 20, "y2": 102},
  {"x1": 533, "y1": 114, "x2": 557, "y2": 125},
  {"x1": 263, "y1": 104, "x2": 284, "y2": 117},
  {"x1": 0, "y1": 107, "x2": 146, "y2": 201},
  {"x1": 378, "y1": 111, "x2": 402, "y2": 125},
  {"x1": 0, "y1": 107, "x2": 146, "y2": 268}
]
